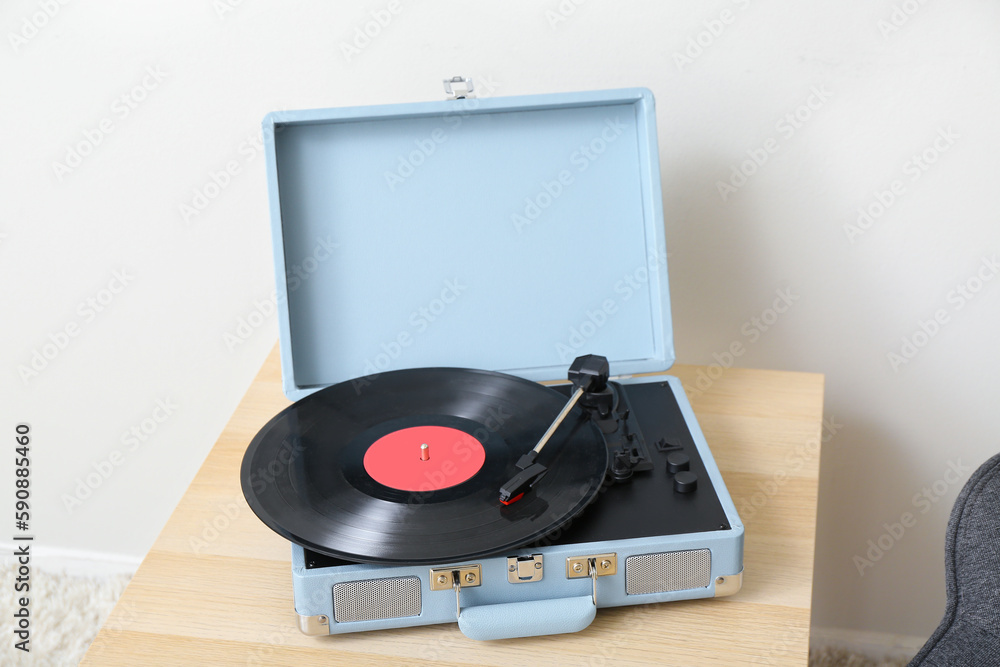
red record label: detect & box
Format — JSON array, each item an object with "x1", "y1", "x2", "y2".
[{"x1": 363, "y1": 426, "x2": 486, "y2": 492}]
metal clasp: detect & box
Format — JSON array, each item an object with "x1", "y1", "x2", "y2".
[
  {"x1": 429, "y1": 564, "x2": 481, "y2": 620},
  {"x1": 589, "y1": 558, "x2": 598, "y2": 605},
  {"x1": 443, "y1": 76, "x2": 475, "y2": 99},
  {"x1": 566, "y1": 553, "x2": 617, "y2": 606},
  {"x1": 566, "y1": 553, "x2": 617, "y2": 578},
  {"x1": 507, "y1": 554, "x2": 544, "y2": 583}
]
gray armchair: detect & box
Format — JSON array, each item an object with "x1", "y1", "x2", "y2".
[{"x1": 909, "y1": 454, "x2": 1000, "y2": 666}]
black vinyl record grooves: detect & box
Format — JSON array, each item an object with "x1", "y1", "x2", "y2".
[{"x1": 240, "y1": 367, "x2": 610, "y2": 564}]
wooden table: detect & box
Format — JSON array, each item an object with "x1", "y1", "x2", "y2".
[{"x1": 83, "y1": 347, "x2": 824, "y2": 666}]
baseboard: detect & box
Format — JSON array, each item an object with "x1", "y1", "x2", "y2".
[
  {"x1": 0, "y1": 542, "x2": 141, "y2": 577},
  {"x1": 811, "y1": 625, "x2": 926, "y2": 662}
]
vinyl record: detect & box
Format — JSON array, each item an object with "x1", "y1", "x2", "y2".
[{"x1": 240, "y1": 367, "x2": 609, "y2": 564}]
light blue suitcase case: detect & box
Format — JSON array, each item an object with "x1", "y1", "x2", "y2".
[{"x1": 257, "y1": 81, "x2": 743, "y2": 640}]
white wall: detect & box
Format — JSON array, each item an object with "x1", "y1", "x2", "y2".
[{"x1": 3, "y1": 0, "x2": 998, "y2": 643}]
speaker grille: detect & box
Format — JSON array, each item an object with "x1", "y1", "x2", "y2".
[
  {"x1": 625, "y1": 549, "x2": 711, "y2": 595},
  {"x1": 332, "y1": 576, "x2": 421, "y2": 623}
]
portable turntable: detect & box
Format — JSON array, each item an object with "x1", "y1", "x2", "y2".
[{"x1": 240, "y1": 81, "x2": 744, "y2": 641}]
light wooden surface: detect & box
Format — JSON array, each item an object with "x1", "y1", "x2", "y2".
[{"x1": 83, "y1": 347, "x2": 825, "y2": 666}]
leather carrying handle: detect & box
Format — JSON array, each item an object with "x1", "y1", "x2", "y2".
[{"x1": 457, "y1": 595, "x2": 596, "y2": 641}]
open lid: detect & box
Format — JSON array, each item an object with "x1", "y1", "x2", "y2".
[{"x1": 264, "y1": 86, "x2": 673, "y2": 400}]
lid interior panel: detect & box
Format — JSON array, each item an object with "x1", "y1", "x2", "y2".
[{"x1": 268, "y1": 91, "x2": 671, "y2": 396}]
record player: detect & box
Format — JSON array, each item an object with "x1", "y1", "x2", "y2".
[{"x1": 241, "y1": 80, "x2": 744, "y2": 641}]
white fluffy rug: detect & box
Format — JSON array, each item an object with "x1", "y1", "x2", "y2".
[{"x1": 0, "y1": 561, "x2": 131, "y2": 666}]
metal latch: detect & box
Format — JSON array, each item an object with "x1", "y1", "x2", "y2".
[
  {"x1": 429, "y1": 564, "x2": 481, "y2": 590},
  {"x1": 566, "y1": 553, "x2": 617, "y2": 579},
  {"x1": 443, "y1": 76, "x2": 475, "y2": 99},
  {"x1": 429, "y1": 564, "x2": 481, "y2": 620},
  {"x1": 566, "y1": 554, "x2": 617, "y2": 606},
  {"x1": 507, "y1": 554, "x2": 543, "y2": 583}
]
